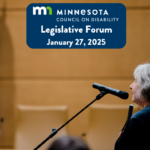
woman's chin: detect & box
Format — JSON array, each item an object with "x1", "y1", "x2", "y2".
[{"x1": 132, "y1": 97, "x2": 138, "y2": 103}]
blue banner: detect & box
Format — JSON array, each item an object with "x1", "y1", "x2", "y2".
[{"x1": 26, "y1": 3, "x2": 126, "y2": 49}]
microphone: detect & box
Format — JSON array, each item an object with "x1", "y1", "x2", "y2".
[
  {"x1": 93, "y1": 83, "x2": 129, "y2": 99},
  {"x1": 121, "y1": 104, "x2": 133, "y2": 131},
  {"x1": 126, "y1": 104, "x2": 133, "y2": 121}
]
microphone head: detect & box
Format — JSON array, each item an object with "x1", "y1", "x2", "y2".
[
  {"x1": 118, "y1": 91, "x2": 129, "y2": 99},
  {"x1": 129, "y1": 104, "x2": 133, "y2": 107},
  {"x1": 93, "y1": 83, "x2": 104, "y2": 90},
  {"x1": 93, "y1": 83, "x2": 129, "y2": 100}
]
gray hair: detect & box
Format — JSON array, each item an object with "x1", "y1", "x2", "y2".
[{"x1": 134, "y1": 63, "x2": 150, "y2": 102}]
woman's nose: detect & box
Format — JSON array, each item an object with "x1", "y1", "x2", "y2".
[{"x1": 130, "y1": 83, "x2": 133, "y2": 89}]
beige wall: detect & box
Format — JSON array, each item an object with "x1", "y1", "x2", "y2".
[{"x1": 0, "y1": 0, "x2": 150, "y2": 148}]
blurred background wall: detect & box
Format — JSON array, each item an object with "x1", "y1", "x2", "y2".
[{"x1": 0, "y1": 0, "x2": 150, "y2": 148}]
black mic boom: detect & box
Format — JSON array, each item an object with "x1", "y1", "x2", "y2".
[{"x1": 93, "y1": 83, "x2": 129, "y2": 99}]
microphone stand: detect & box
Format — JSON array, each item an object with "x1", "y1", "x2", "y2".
[{"x1": 34, "y1": 91, "x2": 107, "y2": 150}]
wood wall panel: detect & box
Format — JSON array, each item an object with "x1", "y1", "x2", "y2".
[
  {"x1": 3, "y1": 10, "x2": 150, "y2": 78},
  {"x1": 0, "y1": 9, "x2": 15, "y2": 148},
  {"x1": 0, "y1": 81, "x2": 15, "y2": 147},
  {"x1": 5, "y1": 0, "x2": 150, "y2": 9},
  {"x1": 0, "y1": 0, "x2": 5, "y2": 9},
  {"x1": 0, "y1": 10, "x2": 14, "y2": 77},
  {"x1": 15, "y1": 80, "x2": 133, "y2": 105},
  {"x1": 14, "y1": 79, "x2": 134, "y2": 136}
]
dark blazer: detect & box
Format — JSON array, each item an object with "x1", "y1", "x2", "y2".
[{"x1": 115, "y1": 105, "x2": 150, "y2": 150}]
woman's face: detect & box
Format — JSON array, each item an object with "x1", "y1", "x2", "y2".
[{"x1": 130, "y1": 78, "x2": 140, "y2": 103}]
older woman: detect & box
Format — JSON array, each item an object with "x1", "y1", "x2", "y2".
[{"x1": 115, "y1": 63, "x2": 150, "y2": 150}]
